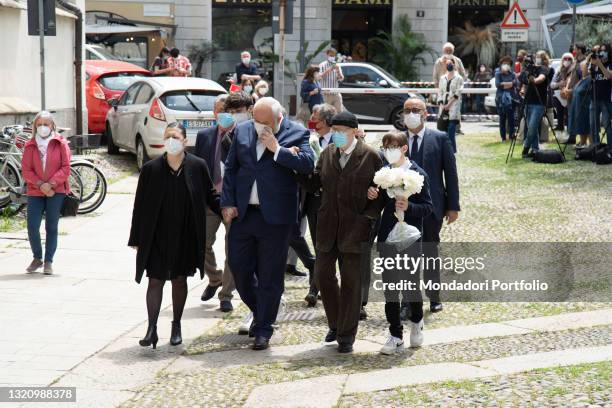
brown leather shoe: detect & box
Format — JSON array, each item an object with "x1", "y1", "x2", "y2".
[{"x1": 26, "y1": 259, "x2": 43, "y2": 273}]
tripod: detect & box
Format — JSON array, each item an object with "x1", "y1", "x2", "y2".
[{"x1": 506, "y1": 72, "x2": 566, "y2": 163}]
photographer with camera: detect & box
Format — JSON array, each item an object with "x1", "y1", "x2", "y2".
[
  {"x1": 518, "y1": 52, "x2": 550, "y2": 158},
  {"x1": 587, "y1": 44, "x2": 611, "y2": 145}
]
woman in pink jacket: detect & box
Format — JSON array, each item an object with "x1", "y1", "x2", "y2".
[{"x1": 21, "y1": 111, "x2": 71, "y2": 275}]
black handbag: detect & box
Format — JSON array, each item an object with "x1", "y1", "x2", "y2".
[
  {"x1": 60, "y1": 193, "x2": 80, "y2": 217},
  {"x1": 533, "y1": 149, "x2": 565, "y2": 164},
  {"x1": 594, "y1": 143, "x2": 612, "y2": 165},
  {"x1": 575, "y1": 144, "x2": 598, "y2": 161}
]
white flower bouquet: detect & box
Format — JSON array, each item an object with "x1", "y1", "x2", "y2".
[{"x1": 373, "y1": 167, "x2": 425, "y2": 251}]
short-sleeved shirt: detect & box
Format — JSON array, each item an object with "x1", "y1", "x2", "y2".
[
  {"x1": 167, "y1": 55, "x2": 191, "y2": 76},
  {"x1": 520, "y1": 66, "x2": 549, "y2": 105},
  {"x1": 236, "y1": 62, "x2": 257, "y2": 82},
  {"x1": 318, "y1": 60, "x2": 343, "y2": 89},
  {"x1": 591, "y1": 61, "x2": 612, "y2": 102},
  {"x1": 151, "y1": 56, "x2": 168, "y2": 73}
]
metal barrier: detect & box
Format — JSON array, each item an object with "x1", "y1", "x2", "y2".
[{"x1": 322, "y1": 87, "x2": 494, "y2": 95}]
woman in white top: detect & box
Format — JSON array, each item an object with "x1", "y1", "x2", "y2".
[{"x1": 437, "y1": 56, "x2": 464, "y2": 152}]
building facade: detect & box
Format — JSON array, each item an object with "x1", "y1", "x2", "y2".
[{"x1": 84, "y1": 0, "x2": 552, "y2": 106}]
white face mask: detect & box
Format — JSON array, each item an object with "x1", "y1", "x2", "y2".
[
  {"x1": 384, "y1": 148, "x2": 402, "y2": 164},
  {"x1": 501, "y1": 64, "x2": 510, "y2": 72},
  {"x1": 258, "y1": 86, "x2": 269, "y2": 95},
  {"x1": 242, "y1": 57, "x2": 250, "y2": 65},
  {"x1": 328, "y1": 56, "x2": 335, "y2": 63},
  {"x1": 233, "y1": 112, "x2": 250, "y2": 124},
  {"x1": 37, "y1": 125, "x2": 52, "y2": 138},
  {"x1": 535, "y1": 58, "x2": 542, "y2": 65},
  {"x1": 404, "y1": 113, "x2": 422, "y2": 130},
  {"x1": 165, "y1": 137, "x2": 184, "y2": 155},
  {"x1": 562, "y1": 60, "x2": 572, "y2": 68},
  {"x1": 254, "y1": 122, "x2": 270, "y2": 138},
  {"x1": 480, "y1": 66, "x2": 486, "y2": 72}
]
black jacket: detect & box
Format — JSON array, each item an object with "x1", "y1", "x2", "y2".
[
  {"x1": 405, "y1": 128, "x2": 460, "y2": 220},
  {"x1": 128, "y1": 153, "x2": 221, "y2": 283},
  {"x1": 377, "y1": 162, "x2": 434, "y2": 242},
  {"x1": 194, "y1": 125, "x2": 234, "y2": 179}
]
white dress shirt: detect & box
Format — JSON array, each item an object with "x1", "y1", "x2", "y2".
[
  {"x1": 408, "y1": 127, "x2": 426, "y2": 158},
  {"x1": 248, "y1": 132, "x2": 283, "y2": 205},
  {"x1": 320, "y1": 131, "x2": 332, "y2": 149}
]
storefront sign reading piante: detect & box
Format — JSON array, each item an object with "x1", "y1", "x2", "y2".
[{"x1": 450, "y1": 0, "x2": 508, "y2": 7}]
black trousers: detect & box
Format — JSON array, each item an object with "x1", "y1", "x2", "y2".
[
  {"x1": 289, "y1": 221, "x2": 315, "y2": 271},
  {"x1": 227, "y1": 206, "x2": 292, "y2": 339},
  {"x1": 381, "y1": 243, "x2": 423, "y2": 339},
  {"x1": 403, "y1": 214, "x2": 443, "y2": 304}
]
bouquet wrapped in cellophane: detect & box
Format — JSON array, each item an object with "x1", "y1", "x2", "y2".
[{"x1": 373, "y1": 167, "x2": 425, "y2": 251}]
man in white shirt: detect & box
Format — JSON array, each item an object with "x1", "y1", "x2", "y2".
[
  {"x1": 221, "y1": 97, "x2": 314, "y2": 351},
  {"x1": 319, "y1": 48, "x2": 345, "y2": 112}
]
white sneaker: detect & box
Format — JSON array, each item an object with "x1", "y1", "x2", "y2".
[
  {"x1": 409, "y1": 319, "x2": 424, "y2": 348},
  {"x1": 238, "y1": 312, "x2": 253, "y2": 335},
  {"x1": 380, "y1": 335, "x2": 404, "y2": 355}
]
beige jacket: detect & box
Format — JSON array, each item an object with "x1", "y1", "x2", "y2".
[{"x1": 432, "y1": 55, "x2": 466, "y2": 87}]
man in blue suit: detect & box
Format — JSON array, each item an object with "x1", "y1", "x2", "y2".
[
  {"x1": 194, "y1": 92, "x2": 254, "y2": 313},
  {"x1": 401, "y1": 97, "x2": 460, "y2": 315},
  {"x1": 221, "y1": 97, "x2": 314, "y2": 350}
]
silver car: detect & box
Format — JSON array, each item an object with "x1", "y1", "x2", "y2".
[{"x1": 105, "y1": 77, "x2": 227, "y2": 170}]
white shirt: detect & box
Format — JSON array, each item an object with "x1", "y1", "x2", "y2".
[
  {"x1": 320, "y1": 131, "x2": 332, "y2": 149},
  {"x1": 35, "y1": 134, "x2": 51, "y2": 172},
  {"x1": 248, "y1": 133, "x2": 283, "y2": 205},
  {"x1": 408, "y1": 127, "x2": 426, "y2": 158},
  {"x1": 342, "y1": 136, "x2": 358, "y2": 156}
]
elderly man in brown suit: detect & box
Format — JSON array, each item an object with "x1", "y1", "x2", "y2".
[{"x1": 299, "y1": 111, "x2": 384, "y2": 353}]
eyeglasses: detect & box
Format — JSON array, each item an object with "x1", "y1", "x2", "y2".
[{"x1": 403, "y1": 108, "x2": 424, "y2": 114}]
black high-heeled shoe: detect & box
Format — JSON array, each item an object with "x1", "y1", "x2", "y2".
[
  {"x1": 170, "y1": 321, "x2": 182, "y2": 346},
  {"x1": 139, "y1": 324, "x2": 158, "y2": 349}
]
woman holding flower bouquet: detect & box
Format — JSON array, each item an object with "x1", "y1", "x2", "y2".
[{"x1": 368, "y1": 132, "x2": 433, "y2": 354}]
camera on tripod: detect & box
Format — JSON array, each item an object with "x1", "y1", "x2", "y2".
[
  {"x1": 586, "y1": 48, "x2": 606, "y2": 60},
  {"x1": 522, "y1": 54, "x2": 538, "y2": 77}
]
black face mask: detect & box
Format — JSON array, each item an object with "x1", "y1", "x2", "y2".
[{"x1": 447, "y1": 63, "x2": 455, "y2": 72}]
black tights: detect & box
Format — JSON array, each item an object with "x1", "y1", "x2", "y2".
[{"x1": 145, "y1": 276, "x2": 188, "y2": 326}]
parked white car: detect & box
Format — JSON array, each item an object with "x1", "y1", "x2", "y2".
[{"x1": 105, "y1": 77, "x2": 227, "y2": 170}]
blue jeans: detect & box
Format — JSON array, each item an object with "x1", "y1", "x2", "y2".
[
  {"x1": 524, "y1": 104, "x2": 545, "y2": 151},
  {"x1": 590, "y1": 99, "x2": 612, "y2": 145},
  {"x1": 447, "y1": 120, "x2": 458, "y2": 153},
  {"x1": 27, "y1": 194, "x2": 64, "y2": 263},
  {"x1": 498, "y1": 104, "x2": 515, "y2": 140}
]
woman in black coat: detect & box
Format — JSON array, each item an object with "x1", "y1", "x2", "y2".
[{"x1": 129, "y1": 122, "x2": 220, "y2": 349}]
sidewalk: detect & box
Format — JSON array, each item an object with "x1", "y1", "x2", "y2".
[{"x1": 0, "y1": 175, "x2": 227, "y2": 406}]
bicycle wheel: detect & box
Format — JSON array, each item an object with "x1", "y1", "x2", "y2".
[
  {"x1": 0, "y1": 160, "x2": 23, "y2": 211},
  {"x1": 71, "y1": 162, "x2": 107, "y2": 215}
]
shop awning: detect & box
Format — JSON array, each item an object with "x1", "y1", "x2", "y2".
[
  {"x1": 0, "y1": 0, "x2": 25, "y2": 9},
  {"x1": 0, "y1": 97, "x2": 39, "y2": 115},
  {"x1": 559, "y1": 4, "x2": 612, "y2": 20},
  {"x1": 86, "y1": 24, "x2": 165, "y2": 35}
]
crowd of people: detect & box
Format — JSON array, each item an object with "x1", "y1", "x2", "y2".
[
  {"x1": 493, "y1": 44, "x2": 610, "y2": 157},
  {"x1": 125, "y1": 85, "x2": 459, "y2": 354}
]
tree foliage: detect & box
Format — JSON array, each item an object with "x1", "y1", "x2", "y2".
[
  {"x1": 369, "y1": 15, "x2": 435, "y2": 81},
  {"x1": 187, "y1": 41, "x2": 221, "y2": 78}
]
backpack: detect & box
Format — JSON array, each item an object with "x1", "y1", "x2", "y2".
[{"x1": 593, "y1": 143, "x2": 612, "y2": 165}]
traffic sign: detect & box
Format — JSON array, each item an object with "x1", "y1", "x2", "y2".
[
  {"x1": 566, "y1": 0, "x2": 584, "y2": 4},
  {"x1": 501, "y1": 29, "x2": 528, "y2": 43},
  {"x1": 501, "y1": 1, "x2": 529, "y2": 29}
]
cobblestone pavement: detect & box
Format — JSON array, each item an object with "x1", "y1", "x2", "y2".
[
  {"x1": 338, "y1": 360, "x2": 612, "y2": 408},
  {"x1": 118, "y1": 130, "x2": 611, "y2": 407}
]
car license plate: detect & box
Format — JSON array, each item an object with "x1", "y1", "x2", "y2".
[{"x1": 183, "y1": 119, "x2": 215, "y2": 129}]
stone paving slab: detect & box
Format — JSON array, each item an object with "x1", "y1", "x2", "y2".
[
  {"x1": 244, "y1": 374, "x2": 348, "y2": 408},
  {"x1": 473, "y1": 344, "x2": 612, "y2": 375},
  {"x1": 344, "y1": 362, "x2": 497, "y2": 394},
  {"x1": 244, "y1": 344, "x2": 612, "y2": 407},
  {"x1": 167, "y1": 309, "x2": 612, "y2": 375}
]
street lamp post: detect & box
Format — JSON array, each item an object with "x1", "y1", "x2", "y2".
[{"x1": 38, "y1": 0, "x2": 46, "y2": 110}]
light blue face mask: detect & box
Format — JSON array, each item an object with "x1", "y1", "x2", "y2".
[
  {"x1": 217, "y1": 112, "x2": 235, "y2": 129},
  {"x1": 331, "y1": 131, "x2": 348, "y2": 148}
]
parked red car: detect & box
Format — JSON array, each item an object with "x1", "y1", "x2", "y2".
[{"x1": 85, "y1": 60, "x2": 150, "y2": 134}]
